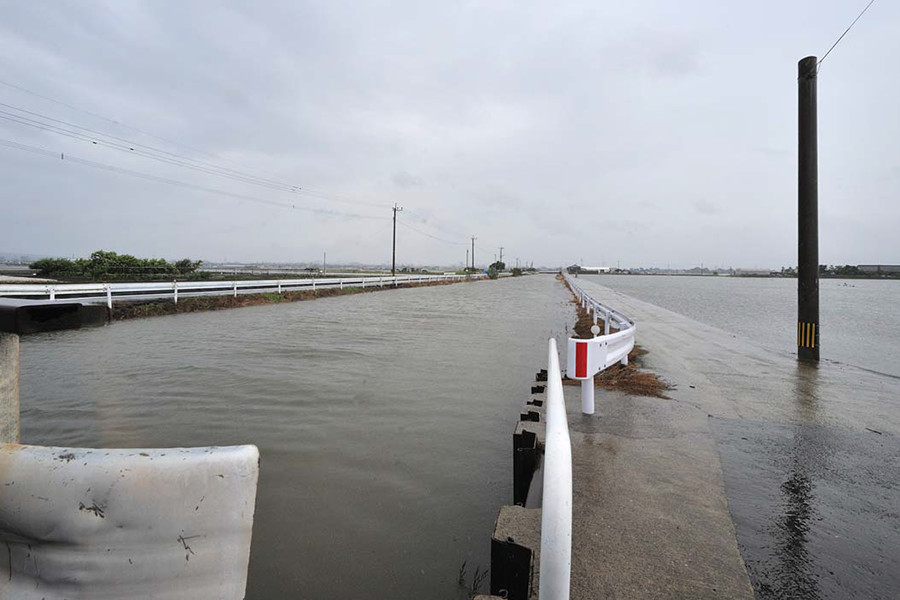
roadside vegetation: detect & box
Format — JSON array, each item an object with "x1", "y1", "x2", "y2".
[{"x1": 30, "y1": 250, "x2": 206, "y2": 282}]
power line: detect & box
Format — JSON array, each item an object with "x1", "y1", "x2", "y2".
[
  {"x1": 0, "y1": 78, "x2": 233, "y2": 162},
  {"x1": 403, "y1": 207, "x2": 469, "y2": 241},
  {"x1": 0, "y1": 102, "x2": 383, "y2": 209},
  {"x1": 396, "y1": 219, "x2": 466, "y2": 245},
  {"x1": 0, "y1": 137, "x2": 388, "y2": 220},
  {"x1": 818, "y1": 0, "x2": 876, "y2": 70}
]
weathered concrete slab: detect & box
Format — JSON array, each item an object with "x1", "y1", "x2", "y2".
[{"x1": 562, "y1": 386, "x2": 754, "y2": 598}]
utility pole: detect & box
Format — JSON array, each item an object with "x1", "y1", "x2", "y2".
[
  {"x1": 323, "y1": 251, "x2": 326, "y2": 274},
  {"x1": 499, "y1": 246, "x2": 504, "y2": 267},
  {"x1": 392, "y1": 203, "x2": 403, "y2": 277},
  {"x1": 798, "y1": 56, "x2": 819, "y2": 361},
  {"x1": 471, "y1": 236, "x2": 477, "y2": 271},
  {"x1": 466, "y1": 248, "x2": 469, "y2": 271}
]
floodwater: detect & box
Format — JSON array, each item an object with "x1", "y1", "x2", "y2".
[
  {"x1": 18, "y1": 275, "x2": 572, "y2": 599},
  {"x1": 583, "y1": 275, "x2": 900, "y2": 600},
  {"x1": 583, "y1": 274, "x2": 900, "y2": 377}
]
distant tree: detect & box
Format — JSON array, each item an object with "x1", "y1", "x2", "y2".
[
  {"x1": 29, "y1": 257, "x2": 81, "y2": 278},
  {"x1": 511, "y1": 267, "x2": 523, "y2": 277},
  {"x1": 489, "y1": 261, "x2": 506, "y2": 271},
  {"x1": 30, "y1": 251, "x2": 202, "y2": 281},
  {"x1": 175, "y1": 258, "x2": 202, "y2": 275}
]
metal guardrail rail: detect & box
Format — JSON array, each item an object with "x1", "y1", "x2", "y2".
[
  {"x1": 537, "y1": 274, "x2": 637, "y2": 600},
  {"x1": 0, "y1": 273, "x2": 482, "y2": 308},
  {"x1": 539, "y1": 338, "x2": 573, "y2": 600},
  {"x1": 563, "y1": 273, "x2": 636, "y2": 414}
]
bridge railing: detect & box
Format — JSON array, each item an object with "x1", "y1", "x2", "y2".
[{"x1": 0, "y1": 273, "x2": 482, "y2": 307}]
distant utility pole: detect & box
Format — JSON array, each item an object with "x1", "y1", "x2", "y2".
[
  {"x1": 323, "y1": 251, "x2": 326, "y2": 274},
  {"x1": 466, "y1": 248, "x2": 469, "y2": 270},
  {"x1": 392, "y1": 203, "x2": 403, "y2": 277},
  {"x1": 798, "y1": 56, "x2": 819, "y2": 361},
  {"x1": 471, "y1": 236, "x2": 477, "y2": 271},
  {"x1": 499, "y1": 246, "x2": 504, "y2": 267}
]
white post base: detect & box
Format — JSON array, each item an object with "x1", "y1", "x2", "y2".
[{"x1": 581, "y1": 379, "x2": 594, "y2": 415}]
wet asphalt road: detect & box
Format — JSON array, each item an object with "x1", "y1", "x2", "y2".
[{"x1": 575, "y1": 278, "x2": 899, "y2": 600}]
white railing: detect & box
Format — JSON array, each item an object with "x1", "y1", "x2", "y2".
[
  {"x1": 539, "y1": 337, "x2": 573, "y2": 600},
  {"x1": 563, "y1": 273, "x2": 636, "y2": 414},
  {"x1": 0, "y1": 273, "x2": 482, "y2": 308}
]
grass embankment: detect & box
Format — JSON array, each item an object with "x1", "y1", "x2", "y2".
[
  {"x1": 557, "y1": 274, "x2": 670, "y2": 398},
  {"x1": 111, "y1": 278, "x2": 474, "y2": 321}
]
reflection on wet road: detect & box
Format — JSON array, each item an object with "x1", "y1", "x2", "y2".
[{"x1": 712, "y1": 364, "x2": 900, "y2": 599}]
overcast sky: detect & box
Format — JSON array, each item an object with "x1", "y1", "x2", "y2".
[{"x1": 0, "y1": 1, "x2": 897, "y2": 269}]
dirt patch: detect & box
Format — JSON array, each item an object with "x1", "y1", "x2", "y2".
[
  {"x1": 558, "y1": 274, "x2": 670, "y2": 398},
  {"x1": 111, "y1": 278, "x2": 477, "y2": 321}
]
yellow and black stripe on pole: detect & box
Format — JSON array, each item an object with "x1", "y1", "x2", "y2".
[
  {"x1": 797, "y1": 321, "x2": 818, "y2": 350},
  {"x1": 798, "y1": 56, "x2": 820, "y2": 361}
]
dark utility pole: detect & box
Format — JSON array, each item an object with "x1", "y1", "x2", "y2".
[
  {"x1": 798, "y1": 56, "x2": 819, "y2": 361},
  {"x1": 499, "y1": 246, "x2": 504, "y2": 267},
  {"x1": 392, "y1": 203, "x2": 403, "y2": 277},
  {"x1": 471, "y1": 236, "x2": 477, "y2": 271}
]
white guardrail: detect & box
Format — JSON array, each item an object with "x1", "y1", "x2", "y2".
[
  {"x1": 0, "y1": 273, "x2": 482, "y2": 307},
  {"x1": 539, "y1": 337, "x2": 573, "y2": 600},
  {"x1": 563, "y1": 273, "x2": 636, "y2": 414},
  {"x1": 538, "y1": 274, "x2": 637, "y2": 600}
]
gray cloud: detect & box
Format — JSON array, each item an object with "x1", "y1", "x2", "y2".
[{"x1": 0, "y1": 0, "x2": 898, "y2": 269}]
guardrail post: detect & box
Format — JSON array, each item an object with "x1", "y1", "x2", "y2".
[
  {"x1": 233, "y1": 282, "x2": 238, "y2": 298},
  {"x1": 604, "y1": 310, "x2": 611, "y2": 335},
  {"x1": 173, "y1": 281, "x2": 178, "y2": 304},
  {"x1": 379, "y1": 277, "x2": 383, "y2": 288},
  {"x1": 277, "y1": 281, "x2": 282, "y2": 293},
  {"x1": 0, "y1": 332, "x2": 19, "y2": 444},
  {"x1": 48, "y1": 286, "x2": 55, "y2": 301},
  {"x1": 582, "y1": 379, "x2": 594, "y2": 415},
  {"x1": 106, "y1": 285, "x2": 112, "y2": 309},
  {"x1": 339, "y1": 279, "x2": 343, "y2": 290},
  {"x1": 312, "y1": 278, "x2": 316, "y2": 292}
]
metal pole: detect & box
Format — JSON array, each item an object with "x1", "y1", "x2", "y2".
[
  {"x1": 798, "y1": 56, "x2": 820, "y2": 361},
  {"x1": 0, "y1": 332, "x2": 19, "y2": 443},
  {"x1": 392, "y1": 203, "x2": 402, "y2": 277},
  {"x1": 581, "y1": 379, "x2": 594, "y2": 415},
  {"x1": 471, "y1": 236, "x2": 476, "y2": 271},
  {"x1": 466, "y1": 248, "x2": 469, "y2": 271}
]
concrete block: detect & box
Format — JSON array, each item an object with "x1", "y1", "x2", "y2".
[{"x1": 490, "y1": 505, "x2": 541, "y2": 600}]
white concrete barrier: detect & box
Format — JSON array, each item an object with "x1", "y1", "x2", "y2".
[{"x1": 0, "y1": 444, "x2": 259, "y2": 600}]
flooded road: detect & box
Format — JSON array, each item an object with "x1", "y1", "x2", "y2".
[
  {"x1": 578, "y1": 278, "x2": 900, "y2": 600},
  {"x1": 18, "y1": 275, "x2": 571, "y2": 599},
  {"x1": 583, "y1": 274, "x2": 900, "y2": 377}
]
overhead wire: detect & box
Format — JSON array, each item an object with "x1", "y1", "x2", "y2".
[
  {"x1": 0, "y1": 138, "x2": 388, "y2": 221},
  {"x1": 0, "y1": 79, "x2": 484, "y2": 258},
  {"x1": 396, "y1": 220, "x2": 467, "y2": 246},
  {"x1": 0, "y1": 102, "x2": 384, "y2": 209},
  {"x1": 817, "y1": 0, "x2": 876, "y2": 70}
]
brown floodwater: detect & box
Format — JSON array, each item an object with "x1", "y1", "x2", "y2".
[{"x1": 18, "y1": 275, "x2": 572, "y2": 599}]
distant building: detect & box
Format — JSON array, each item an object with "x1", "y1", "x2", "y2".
[
  {"x1": 566, "y1": 264, "x2": 610, "y2": 274},
  {"x1": 859, "y1": 265, "x2": 900, "y2": 275}
]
